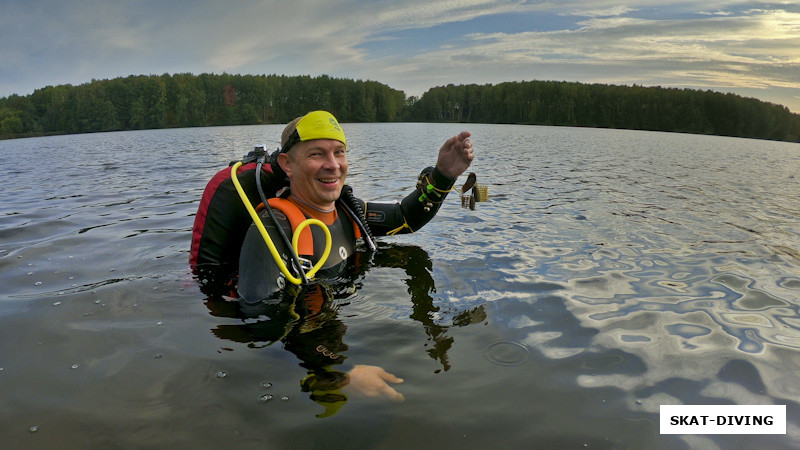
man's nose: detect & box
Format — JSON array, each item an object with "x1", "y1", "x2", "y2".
[{"x1": 322, "y1": 152, "x2": 340, "y2": 169}]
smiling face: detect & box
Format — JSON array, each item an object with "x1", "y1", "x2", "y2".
[{"x1": 278, "y1": 138, "x2": 348, "y2": 210}]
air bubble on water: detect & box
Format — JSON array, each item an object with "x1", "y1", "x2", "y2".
[
  {"x1": 261, "y1": 381, "x2": 273, "y2": 388},
  {"x1": 259, "y1": 394, "x2": 274, "y2": 402},
  {"x1": 217, "y1": 371, "x2": 227, "y2": 378}
]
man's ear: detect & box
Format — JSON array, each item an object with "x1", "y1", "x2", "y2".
[{"x1": 277, "y1": 153, "x2": 292, "y2": 178}]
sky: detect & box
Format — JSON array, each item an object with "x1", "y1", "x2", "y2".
[{"x1": 2, "y1": 0, "x2": 799, "y2": 113}]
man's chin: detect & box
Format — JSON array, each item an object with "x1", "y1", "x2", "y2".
[
  {"x1": 323, "y1": 184, "x2": 343, "y2": 198},
  {"x1": 316, "y1": 190, "x2": 342, "y2": 205}
]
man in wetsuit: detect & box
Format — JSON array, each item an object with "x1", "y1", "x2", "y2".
[
  {"x1": 235, "y1": 110, "x2": 474, "y2": 406},
  {"x1": 237, "y1": 111, "x2": 474, "y2": 299}
]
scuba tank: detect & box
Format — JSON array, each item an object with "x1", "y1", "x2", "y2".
[{"x1": 190, "y1": 146, "x2": 288, "y2": 271}]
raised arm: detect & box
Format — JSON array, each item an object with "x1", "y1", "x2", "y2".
[{"x1": 362, "y1": 132, "x2": 475, "y2": 236}]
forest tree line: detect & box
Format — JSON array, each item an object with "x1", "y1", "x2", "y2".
[
  {"x1": 0, "y1": 73, "x2": 406, "y2": 138},
  {"x1": 1, "y1": 73, "x2": 799, "y2": 143},
  {"x1": 407, "y1": 81, "x2": 800, "y2": 142}
]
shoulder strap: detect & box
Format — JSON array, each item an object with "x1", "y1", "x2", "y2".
[{"x1": 267, "y1": 198, "x2": 315, "y2": 257}]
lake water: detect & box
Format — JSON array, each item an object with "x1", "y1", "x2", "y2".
[{"x1": 1, "y1": 123, "x2": 799, "y2": 449}]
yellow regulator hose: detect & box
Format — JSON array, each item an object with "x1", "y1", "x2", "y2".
[{"x1": 230, "y1": 162, "x2": 332, "y2": 285}]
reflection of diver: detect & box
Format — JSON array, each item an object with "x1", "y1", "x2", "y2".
[
  {"x1": 372, "y1": 244, "x2": 487, "y2": 373},
  {"x1": 204, "y1": 248, "x2": 393, "y2": 418},
  {"x1": 211, "y1": 280, "x2": 356, "y2": 418},
  {"x1": 201, "y1": 243, "x2": 486, "y2": 417}
]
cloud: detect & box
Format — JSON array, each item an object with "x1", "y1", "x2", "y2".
[
  {"x1": 1, "y1": 1, "x2": 799, "y2": 112},
  {"x1": 368, "y1": 0, "x2": 525, "y2": 30},
  {"x1": 570, "y1": 5, "x2": 637, "y2": 17},
  {"x1": 355, "y1": 3, "x2": 800, "y2": 113},
  {"x1": 417, "y1": 8, "x2": 800, "y2": 86}
]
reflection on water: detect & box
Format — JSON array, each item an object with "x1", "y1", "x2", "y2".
[
  {"x1": 1, "y1": 124, "x2": 799, "y2": 448},
  {"x1": 201, "y1": 243, "x2": 488, "y2": 417}
]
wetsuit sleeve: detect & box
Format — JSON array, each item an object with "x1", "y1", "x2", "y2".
[{"x1": 364, "y1": 166, "x2": 456, "y2": 236}]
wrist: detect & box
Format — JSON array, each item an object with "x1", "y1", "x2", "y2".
[{"x1": 431, "y1": 166, "x2": 457, "y2": 190}]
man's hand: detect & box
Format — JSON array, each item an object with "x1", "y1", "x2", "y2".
[
  {"x1": 345, "y1": 365, "x2": 405, "y2": 402},
  {"x1": 436, "y1": 131, "x2": 474, "y2": 179}
]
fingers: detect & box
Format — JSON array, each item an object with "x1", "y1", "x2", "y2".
[
  {"x1": 379, "y1": 370, "x2": 404, "y2": 384},
  {"x1": 367, "y1": 385, "x2": 404, "y2": 401},
  {"x1": 375, "y1": 368, "x2": 404, "y2": 402},
  {"x1": 345, "y1": 366, "x2": 406, "y2": 402},
  {"x1": 460, "y1": 133, "x2": 474, "y2": 163},
  {"x1": 458, "y1": 132, "x2": 473, "y2": 155},
  {"x1": 453, "y1": 132, "x2": 471, "y2": 150},
  {"x1": 443, "y1": 132, "x2": 471, "y2": 150},
  {"x1": 384, "y1": 387, "x2": 405, "y2": 402},
  {"x1": 440, "y1": 134, "x2": 458, "y2": 151},
  {"x1": 376, "y1": 370, "x2": 405, "y2": 401}
]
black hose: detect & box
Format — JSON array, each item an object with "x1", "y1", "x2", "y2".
[
  {"x1": 338, "y1": 185, "x2": 376, "y2": 251},
  {"x1": 255, "y1": 162, "x2": 308, "y2": 284}
]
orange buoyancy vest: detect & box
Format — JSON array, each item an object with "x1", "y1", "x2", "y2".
[{"x1": 237, "y1": 197, "x2": 362, "y2": 302}]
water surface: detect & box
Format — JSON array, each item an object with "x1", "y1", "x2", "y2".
[{"x1": 1, "y1": 124, "x2": 799, "y2": 449}]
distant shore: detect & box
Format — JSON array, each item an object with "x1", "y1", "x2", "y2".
[{"x1": 2, "y1": 73, "x2": 799, "y2": 143}]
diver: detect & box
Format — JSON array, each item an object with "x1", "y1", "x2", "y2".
[
  {"x1": 191, "y1": 110, "x2": 473, "y2": 298},
  {"x1": 191, "y1": 110, "x2": 474, "y2": 414},
  {"x1": 236, "y1": 110, "x2": 474, "y2": 300}
]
